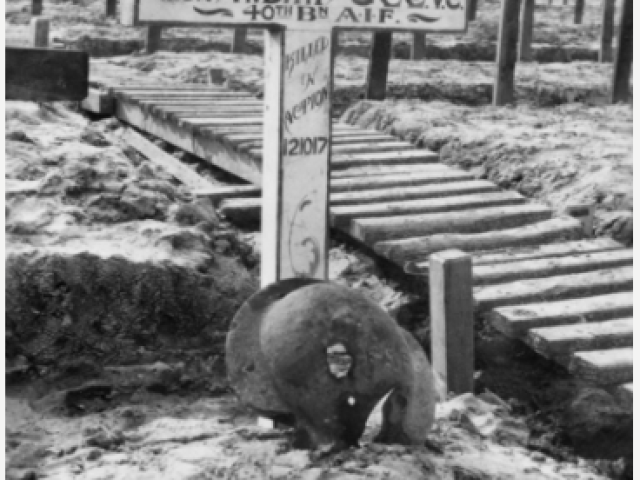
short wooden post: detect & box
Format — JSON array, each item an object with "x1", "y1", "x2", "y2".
[
  {"x1": 565, "y1": 204, "x2": 596, "y2": 237},
  {"x1": 611, "y1": 0, "x2": 632, "y2": 103},
  {"x1": 430, "y1": 250, "x2": 474, "y2": 400},
  {"x1": 574, "y1": 0, "x2": 585, "y2": 24},
  {"x1": 231, "y1": 27, "x2": 248, "y2": 54},
  {"x1": 31, "y1": 0, "x2": 43, "y2": 16},
  {"x1": 599, "y1": 0, "x2": 615, "y2": 63},
  {"x1": 208, "y1": 68, "x2": 226, "y2": 86},
  {"x1": 365, "y1": 31, "x2": 392, "y2": 101},
  {"x1": 30, "y1": 17, "x2": 49, "y2": 48},
  {"x1": 105, "y1": 0, "x2": 117, "y2": 18},
  {"x1": 144, "y1": 26, "x2": 162, "y2": 54},
  {"x1": 467, "y1": 0, "x2": 478, "y2": 22},
  {"x1": 518, "y1": 0, "x2": 535, "y2": 62},
  {"x1": 411, "y1": 32, "x2": 426, "y2": 60},
  {"x1": 494, "y1": 0, "x2": 523, "y2": 106}
]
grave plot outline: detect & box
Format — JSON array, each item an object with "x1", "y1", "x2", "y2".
[{"x1": 120, "y1": 0, "x2": 468, "y2": 286}]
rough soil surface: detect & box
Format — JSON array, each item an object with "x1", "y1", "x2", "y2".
[
  {"x1": 5, "y1": 101, "x2": 259, "y2": 373},
  {"x1": 6, "y1": 379, "x2": 617, "y2": 480},
  {"x1": 341, "y1": 100, "x2": 633, "y2": 245}
]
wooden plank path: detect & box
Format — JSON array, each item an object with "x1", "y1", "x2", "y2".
[{"x1": 81, "y1": 82, "x2": 633, "y2": 406}]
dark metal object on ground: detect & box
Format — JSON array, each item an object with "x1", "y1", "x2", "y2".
[{"x1": 226, "y1": 281, "x2": 436, "y2": 450}]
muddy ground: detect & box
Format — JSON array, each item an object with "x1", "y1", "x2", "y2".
[{"x1": 5, "y1": 0, "x2": 633, "y2": 478}]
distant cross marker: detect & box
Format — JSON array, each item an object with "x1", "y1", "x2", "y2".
[{"x1": 121, "y1": 0, "x2": 467, "y2": 286}]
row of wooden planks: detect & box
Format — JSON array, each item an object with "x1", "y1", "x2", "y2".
[{"x1": 81, "y1": 83, "x2": 633, "y2": 406}]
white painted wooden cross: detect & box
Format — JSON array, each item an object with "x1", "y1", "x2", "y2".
[{"x1": 121, "y1": 0, "x2": 467, "y2": 286}]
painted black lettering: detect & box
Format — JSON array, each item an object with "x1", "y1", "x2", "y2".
[
  {"x1": 336, "y1": 7, "x2": 358, "y2": 22},
  {"x1": 297, "y1": 6, "x2": 316, "y2": 20},
  {"x1": 380, "y1": 8, "x2": 394, "y2": 22}
]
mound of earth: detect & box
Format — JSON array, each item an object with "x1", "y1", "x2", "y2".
[{"x1": 5, "y1": 101, "x2": 258, "y2": 373}]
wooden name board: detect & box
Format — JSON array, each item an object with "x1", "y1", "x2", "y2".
[
  {"x1": 122, "y1": 0, "x2": 466, "y2": 287},
  {"x1": 6, "y1": 47, "x2": 89, "y2": 102},
  {"x1": 121, "y1": 0, "x2": 468, "y2": 32}
]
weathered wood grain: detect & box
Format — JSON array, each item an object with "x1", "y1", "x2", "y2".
[
  {"x1": 475, "y1": 266, "x2": 633, "y2": 312},
  {"x1": 489, "y1": 292, "x2": 634, "y2": 337},
  {"x1": 332, "y1": 180, "x2": 499, "y2": 207},
  {"x1": 330, "y1": 170, "x2": 475, "y2": 193},
  {"x1": 366, "y1": 32, "x2": 392, "y2": 100},
  {"x1": 611, "y1": 0, "x2": 632, "y2": 103},
  {"x1": 352, "y1": 203, "x2": 551, "y2": 244},
  {"x1": 430, "y1": 250, "x2": 474, "y2": 399},
  {"x1": 374, "y1": 217, "x2": 583, "y2": 265},
  {"x1": 528, "y1": 319, "x2": 633, "y2": 359},
  {"x1": 570, "y1": 347, "x2": 633, "y2": 384},
  {"x1": 494, "y1": 0, "x2": 523, "y2": 105},
  {"x1": 473, "y1": 249, "x2": 633, "y2": 285},
  {"x1": 405, "y1": 238, "x2": 624, "y2": 275},
  {"x1": 333, "y1": 191, "x2": 525, "y2": 229}
]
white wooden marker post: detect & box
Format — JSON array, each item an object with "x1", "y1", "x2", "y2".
[{"x1": 120, "y1": 0, "x2": 467, "y2": 285}]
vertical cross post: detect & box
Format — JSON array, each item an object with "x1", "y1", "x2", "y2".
[
  {"x1": 574, "y1": 0, "x2": 585, "y2": 24},
  {"x1": 599, "y1": 0, "x2": 615, "y2": 63},
  {"x1": 494, "y1": 0, "x2": 523, "y2": 106},
  {"x1": 231, "y1": 27, "x2": 248, "y2": 54},
  {"x1": 31, "y1": 0, "x2": 43, "y2": 16},
  {"x1": 430, "y1": 250, "x2": 474, "y2": 400},
  {"x1": 106, "y1": 0, "x2": 117, "y2": 18},
  {"x1": 145, "y1": 26, "x2": 162, "y2": 54},
  {"x1": 30, "y1": 17, "x2": 49, "y2": 48},
  {"x1": 365, "y1": 31, "x2": 392, "y2": 101},
  {"x1": 611, "y1": 0, "x2": 632, "y2": 103},
  {"x1": 518, "y1": 0, "x2": 535, "y2": 62},
  {"x1": 411, "y1": 32, "x2": 426, "y2": 60},
  {"x1": 261, "y1": 28, "x2": 333, "y2": 286},
  {"x1": 467, "y1": 0, "x2": 478, "y2": 22}
]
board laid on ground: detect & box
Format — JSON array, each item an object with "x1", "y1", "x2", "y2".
[
  {"x1": 120, "y1": 0, "x2": 468, "y2": 286},
  {"x1": 81, "y1": 77, "x2": 633, "y2": 407}
]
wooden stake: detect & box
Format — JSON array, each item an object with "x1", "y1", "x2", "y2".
[
  {"x1": 106, "y1": 0, "x2": 117, "y2": 18},
  {"x1": 574, "y1": 0, "x2": 585, "y2": 24},
  {"x1": 411, "y1": 32, "x2": 426, "y2": 60},
  {"x1": 599, "y1": 0, "x2": 615, "y2": 63},
  {"x1": 30, "y1": 17, "x2": 49, "y2": 48},
  {"x1": 145, "y1": 26, "x2": 162, "y2": 54},
  {"x1": 611, "y1": 0, "x2": 632, "y2": 103},
  {"x1": 494, "y1": 0, "x2": 523, "y2": 106},
  {"x1": 430, "y1": 250, "x2": 474, "y2": 400},
  {"x1": 518, "y1": 0, "x2": 535, "y2": 62},
  {"x1": 565, "y1": 204, "x2": 596, "y2": 237},
  {"x1": 31, "y1": 0, "x2": 42, "y2": 16},
  {"x1": 365, "y1": 32, "x2": 392, "y2": 101},
  {"x1": 467, "y1": 0, "x2": 478, "y2": 22},
  {"x1": 208, "y1": 68, "x2": 226, "y2": 86},
  {"x1": 231, "y1": 28, "x2": 248, "y2": 54}
]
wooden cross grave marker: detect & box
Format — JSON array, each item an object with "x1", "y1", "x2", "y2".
[{"x1": 121, "y1": 0, "x2": 467, "y2": 287}]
